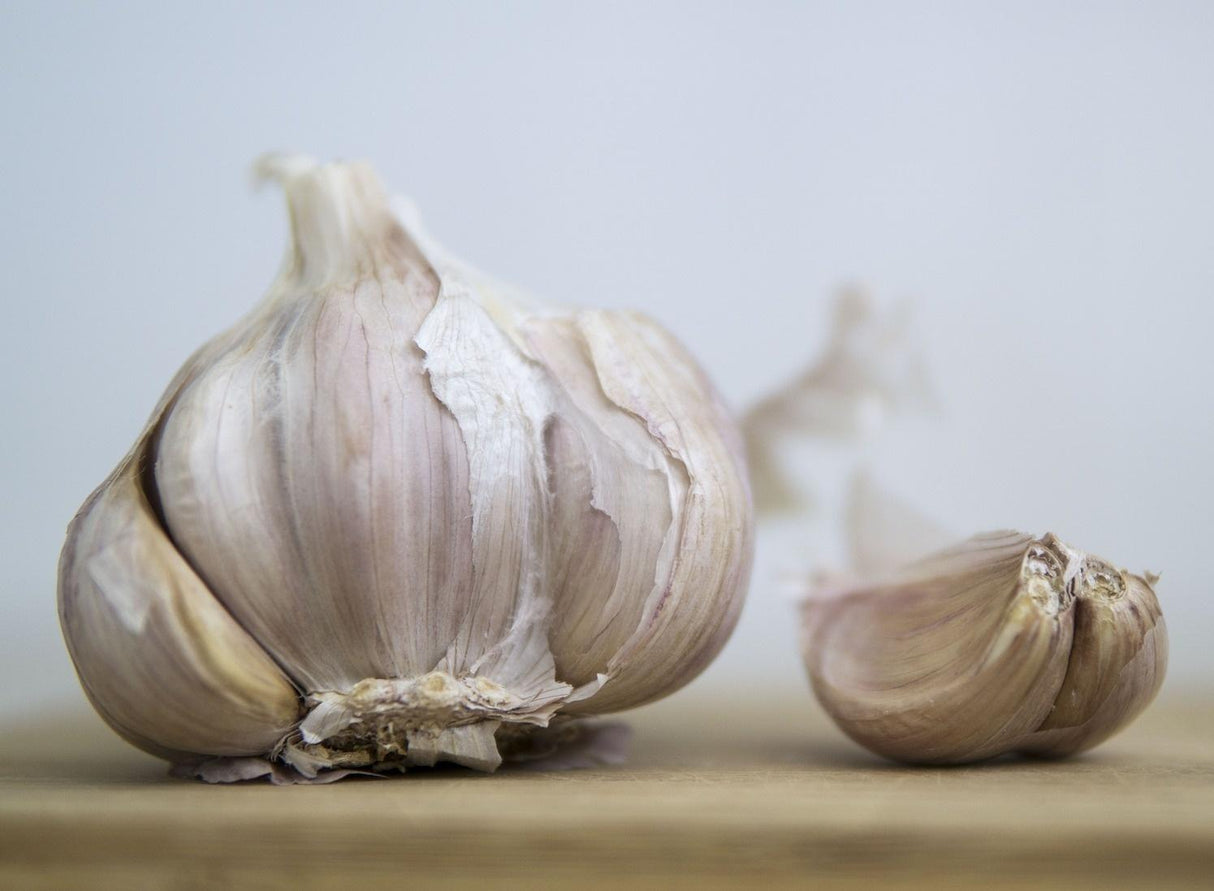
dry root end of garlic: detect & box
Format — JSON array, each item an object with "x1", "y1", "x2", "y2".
[
  {"x1": 58, "y1": 154, "x2": 753, "y2": 782},
  {"x1": 802, "y1": 529, "x2": 1167, "y2": 764}
]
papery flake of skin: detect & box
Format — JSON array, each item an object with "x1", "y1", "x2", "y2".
[
  {"x1": 58, "y1": 154, "x2": 754, "y2": 782},
  {"x1": 742, "y1": 286, "x2": 935, "y2": 515}
]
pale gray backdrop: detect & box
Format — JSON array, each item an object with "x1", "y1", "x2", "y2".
[{"x1": 2, "y1": 1, "x2": 1211, "y2": 714}]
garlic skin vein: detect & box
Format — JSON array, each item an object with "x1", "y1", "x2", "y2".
[
  {"x1": 58, "y1": 155, "x2": 753, "y2": 781},
  {"x1": 801, "y1": 530, "x2": 1167, "y2": 764}
]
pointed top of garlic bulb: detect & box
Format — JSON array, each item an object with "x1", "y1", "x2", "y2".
[{"x1": 253, "y1": 153, "x2": 410, "y2": 291}]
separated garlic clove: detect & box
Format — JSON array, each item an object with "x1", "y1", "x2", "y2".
[
  {"x1": 58, "y1": 382, "x2": 302, "y2": 760},
  {"x1": 803, "y1": 532, "x2": 1075, "y2": 764},
  {"x1": 802, "y1": 531, "x2": 1166, "y2": 764},
  {"x1": 59, "y1": 154, "x2": 753, "y2": 781}
]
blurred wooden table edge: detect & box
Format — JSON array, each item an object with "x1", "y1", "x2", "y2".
[{"x1": 2, "y1": 688, "x2": 1212, "y2": 890}]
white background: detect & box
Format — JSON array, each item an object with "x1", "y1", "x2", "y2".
[{"x1": 2, "y1": 1, "x2": 1211, "y2": 715}]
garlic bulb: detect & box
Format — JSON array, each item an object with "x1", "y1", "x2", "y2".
[
  {"x1": 58, "y1": 155, "x2": 753, "y2": 781},
  {"x1": 802, "y1": 529, "x2": 1167, "y2": 764}
]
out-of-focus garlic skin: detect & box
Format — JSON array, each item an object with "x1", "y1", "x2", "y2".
[
  {"x1": 801, "y1": 532, "x2": 1166, "y2": 764},
  {"x1": 741, "y1": 288, "x2": 934, "y2": 515},
  {"x1": 58, "y1": 155, "x2": 753, "y2": 781}
]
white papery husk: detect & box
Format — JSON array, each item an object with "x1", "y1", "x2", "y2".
[{"x1": 58, "y1": 155, "x2": 753, "y2": 782}]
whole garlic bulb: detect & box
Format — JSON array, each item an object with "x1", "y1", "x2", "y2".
[
  {"x1": 802, "y1": 530, "x2": 1167, "y2": 764},
  {"x1": 58, "y1": 155, "x2": 753, "y2": 781}
]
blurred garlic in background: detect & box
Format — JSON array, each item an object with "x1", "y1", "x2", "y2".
[
  {"x1": 742, "y1": 286, "x2": 935, "y2": 516},
  {"x1": 57, "y1": 155, "x2": 754, "y2": 783},
  {"x1": 728, "y1": 287, "x2": 939, "y2": 691}
]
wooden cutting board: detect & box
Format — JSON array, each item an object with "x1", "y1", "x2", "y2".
[{"x1": 2, "y1": 686, "x2": 1211, "y2": 889}]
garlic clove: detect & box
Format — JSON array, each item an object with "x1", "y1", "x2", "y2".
[
  {"x1": 154, "y1": 159, "x2": 476, "y2": 694},
  {"x1": 518, "y1": 313, "x2": 680, "y2": 694},
  {"x1": 560, "y1": 310, "x2": 754, "y2": 713},
  {"x1": 803, "y1": 532, "x2": 1074, "y2": 764},
  {"x1": 59, "y1": 443, "x2": 301, "y2": 759},
  {"x1": 802, "y1": 530, "x2": 1167, "y2": 764}
]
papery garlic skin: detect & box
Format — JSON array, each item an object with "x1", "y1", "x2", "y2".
[
  {"x1": 802, "y1": 532, "x2": 1166, "y2": 764},
  {"x1": 741, "y1": 288, "x2": 934, "y2": 514},
  {"x1": 58, "y1": 155, "x2": 753, "y2": 781}
]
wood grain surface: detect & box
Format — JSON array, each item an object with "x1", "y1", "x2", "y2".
[{"x1": 1, "y1": 686, "x2": 1211, "y2": 889}]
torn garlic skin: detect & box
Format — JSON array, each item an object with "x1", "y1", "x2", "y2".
[
  {"x1": 58, "y1": 155, "x2": 753, "y2": 782},
  {"x1": 801, "y1": 479, "x2": 1167, "y2": 764}
]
